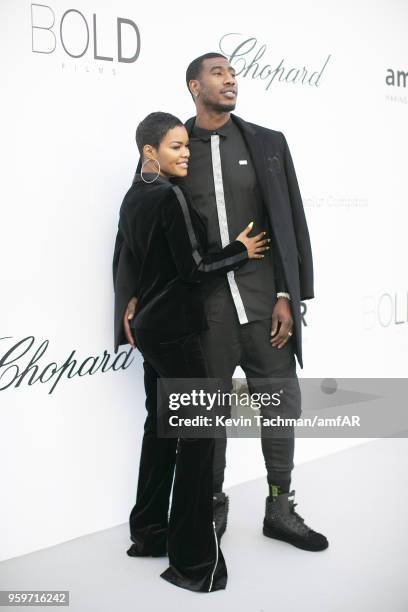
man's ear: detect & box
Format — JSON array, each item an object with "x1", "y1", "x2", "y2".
[{"x1": 189, "y1": 80, "x2": 199, "y2": 99}]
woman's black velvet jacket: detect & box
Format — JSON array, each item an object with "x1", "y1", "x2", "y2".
[{"x1": 112, "y1": 174, "x2": 249, "y2": 351}]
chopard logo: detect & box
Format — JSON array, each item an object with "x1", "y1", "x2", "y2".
[
  {"x1": 0, "y1": 335, "x2": 134, "y2": 395},
  {"x1": 219, "y1": 33, "x2": 331, "y2": 90}
]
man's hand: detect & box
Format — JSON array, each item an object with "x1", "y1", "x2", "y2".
[
  {"x1": 123, "y1": 297, "x2": 138, "y2": 348},
  {"x1": 271, "y1": 297, "x2": 293, "y2": 349}
]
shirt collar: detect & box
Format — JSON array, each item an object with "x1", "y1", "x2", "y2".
[{"x1": 191, "y1": 117, "x2": 233, "y2": 142}]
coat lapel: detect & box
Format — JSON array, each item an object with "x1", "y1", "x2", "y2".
[{"x1": 229, "y1": 114, "x2": 272, "y2": 210}]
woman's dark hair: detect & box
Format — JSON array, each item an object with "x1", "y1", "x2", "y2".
[{"x1": 135, "y1": 112, "x2": 184, "y2": 156}]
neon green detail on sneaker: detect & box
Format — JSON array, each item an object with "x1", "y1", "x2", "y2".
[{"x1": 270, "y1": 484, "x2": 281, "y2": 498}]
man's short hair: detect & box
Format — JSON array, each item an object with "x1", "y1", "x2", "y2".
[
  {"x1": 135, "y1": 111, "x2": 183, "y2": 156},
  {"x1": 185, "y1": 52, "x2": 227, "y2": 97}
]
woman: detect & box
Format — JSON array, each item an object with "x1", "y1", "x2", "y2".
[{"x1": 114, "y1": 112, "x2": 269, "y2": 592}]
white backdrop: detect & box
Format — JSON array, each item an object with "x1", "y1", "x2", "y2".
[{"x1": 1, "y1": 0, "x2": 407, "y2": 561}]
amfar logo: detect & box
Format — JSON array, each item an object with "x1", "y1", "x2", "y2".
[
  {"x1": 385, "y1": 68, "x2": 408, "y2": 88},
  {"x1": 300, "y1": 302, "x2": 308, "y2": 327},
  {"x1": 219, "y1": 33, "x2": 331, "y2": 91},
  {"x1": 31, "y1": 3, "x2": 140, "y2": 63}
]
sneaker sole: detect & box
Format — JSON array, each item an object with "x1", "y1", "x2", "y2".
[{"x1": 262, "y1": 526, "x2": 329, "y2": 552}]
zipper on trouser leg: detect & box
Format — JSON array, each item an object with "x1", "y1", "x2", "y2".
[{"x1": 208, "y1": 520, "x2": 219, "y2": 592}]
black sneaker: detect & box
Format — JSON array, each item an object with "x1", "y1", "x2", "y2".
[
  {"x1": 263, "y1": 490, "x2": 328, "y2": 552},
  {"x1": 213, "y1": 492, "x2": 229, "y2": 540}
]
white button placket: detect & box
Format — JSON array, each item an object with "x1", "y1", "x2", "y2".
[{"x1": 210, "y1": 134, "x2": 248, "y2": 324}]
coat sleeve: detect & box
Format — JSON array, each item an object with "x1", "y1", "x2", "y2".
[
  {"x1": 161, "y1": 185, "x2": 249, "y2": 280},
  {"x1": 112, "y1": 190, "x2": 141, "y2": 352},
  {"x1": 112, "y1": 228, "x2": 124, "y2": 289},
  {"x1": 113, "y1": 233, "x2": 140, "y2": 352},
  {"x1": 280, "y1": 133, "x2": 314, "y2": 300},
  {"x1": 271, "y1": 238, "x2": 288, "y2": 294}
]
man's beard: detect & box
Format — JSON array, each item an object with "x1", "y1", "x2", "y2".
[{"x1": 205, "y1": 98, "x2": 237, "y2": 113}]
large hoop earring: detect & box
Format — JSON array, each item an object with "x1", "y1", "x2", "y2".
[{"x1": 141, "y1": 158, "x2": 161, "y2": 183}]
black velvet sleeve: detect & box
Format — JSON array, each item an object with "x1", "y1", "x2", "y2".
[
  {"x1": 161, "y1": 185, "x2": 249, "y2": 281},
  {"x1": 112, "y1": 226, "x2": 140, "y2": 352}
]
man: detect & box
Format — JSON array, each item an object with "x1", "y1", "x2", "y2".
[{"x1": 113, "y1": 52, "x2": 328, "y2": 553}]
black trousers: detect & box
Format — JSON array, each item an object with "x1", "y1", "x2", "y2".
[
  {"x1": 199, "y1": 287, "x2": 301, "y2": 491},
  {"x1": 129, "y1": 327, "x2": 227, "y2": 593}
]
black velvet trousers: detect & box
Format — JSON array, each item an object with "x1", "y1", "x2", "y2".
[{"x1": 129, "y1": 328, "x2": 227, "y2": 593}]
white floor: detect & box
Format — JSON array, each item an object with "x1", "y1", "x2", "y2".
[{"x1": 0, "y1": 437, "x2": 407, "y2": 612}]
